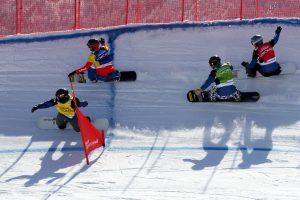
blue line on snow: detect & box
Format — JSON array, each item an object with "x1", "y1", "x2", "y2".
[{"x1": 0, "y1": 146, "x2": 299, "y2": 154}]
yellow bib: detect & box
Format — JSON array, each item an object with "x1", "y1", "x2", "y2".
[{"x1": 56, "y1": 95, "x2": 75, "y2": 118}]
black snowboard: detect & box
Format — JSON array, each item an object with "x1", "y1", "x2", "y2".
[
  {"x1": 119, "y1": 71, "x2": 137, "y2": 82},
  {"x1": 71, "y1": 71, "x2": 136, "y2": 83},
  {"x1": 187, "y1": 90, "x2": 260, "y2": 102}
]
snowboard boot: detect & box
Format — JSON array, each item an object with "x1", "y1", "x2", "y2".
[
  {"x1": 194, "y1": 89, "x2": 203, "y2": 102},
  {"x1": 89, "y1": 78, "x2": 98, "y2": 83},
  {"x1": 78, "y1": 73, "x2": 87, "y2": 83},
  {"x1": 246, "y1": 68, "x2": 256, "y2": 77},
  {"x1": 197, "y1": 92, "x2": 203, "y2": 102},
  {"x1": 69, "y1": 74, "x2": 75, "y2": 82},
  {"x1": 111, "y1": 70, "x2": 120, "y2": 81},
  {"x1": 58, "y1": 124, "x2": 67, "y2": 130},
  {"x1": 274, "y1": 65, "x2": 282, "y2": 75},
  {"x1": 233, "y1": 90, "x2": 242, "y2": 102}
]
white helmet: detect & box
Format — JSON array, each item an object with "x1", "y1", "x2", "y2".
[{"x1": 251, "y1": 35, "x2": 263, "y2": 46}]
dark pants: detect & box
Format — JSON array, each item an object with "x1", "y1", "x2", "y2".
[
  {"x1": 88, "y1": 68, "x2": 119, "y2": 81},
  {"x1": 56, "y1": 113, "x2": 80, "y2": 132},
  {"x1": 247, "y1": 63, "x2": 281, "y2": 77}
]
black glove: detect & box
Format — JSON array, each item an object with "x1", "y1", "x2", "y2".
[
  {"x1": 81, "y1": 101, "x2": 88, "y2": 107},
  {"x1": 275, "y1": 26, "x2": 282, "y2": 34},
  {"x1": 241, "y1": 61, "x2": 249, "y2": 67},
  {"x1": 68, "y1": 71, "x2": 76, "y2": 78},
  {"x1": 31, "y1": 105, "x2": 39, "y2": 113},
  {"x1": 100, "y1": 38, "x2": 105, "y2": 44}
]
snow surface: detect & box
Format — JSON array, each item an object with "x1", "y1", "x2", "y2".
[{"x1": 0, "y1": 23, "x2": 300, "y2": 200}]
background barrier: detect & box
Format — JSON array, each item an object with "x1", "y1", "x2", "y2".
[{"x1": 1, "y1": 0, "x2": 300, "y2": 37}]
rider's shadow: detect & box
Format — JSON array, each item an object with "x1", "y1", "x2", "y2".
[
  {"x1": 6, "y1": 140, "x2": 85, "y2": 187},
  {"x1": 183, "y1": 116, "x2": 232, "y2": 170},
  {"x1": 184, "y1": 144, "x2": 228, "y2": 171},
  {"x1": 238, "y1": 117, "x2": 273, "y2": 169}
]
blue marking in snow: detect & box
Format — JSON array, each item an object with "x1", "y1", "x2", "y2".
[{"x1": 0, "y1": 146, "x2": 299, "y2": 154}]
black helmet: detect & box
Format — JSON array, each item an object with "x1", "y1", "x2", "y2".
[
  {"x1": 55, "y1": 88, "x2": 69, "y2": 103},
  {"x1": 87, "y1": 38, "x2": 100, "y2": 51},
  {"x1": 87, "y1": 38, "x2": 99, "y2": 47},
  {"x1": 251, "y1": 35, "x2": 263, "y2": 46},
  {"x1": 209, "y1": 55, "x2": 221, "y2": 68}
]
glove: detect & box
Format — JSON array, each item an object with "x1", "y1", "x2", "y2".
[
  {"x1": 195, "y1": 88, "x2": 202, "y2": 96},
  {"x1": 31, "y1": 105, "x2": 39, "y2": 113},
  {"x1": 68, "y1": 71, "x2": 76, "y2": 78},
  {"x1": 275, "y1": 26, "x2": 282, "y2": 34},
  {"x1": 100, "y1": 38, "x2": 105, "y2": 45},
  {"x1": 241, "y1": 61, "x2": 249, "y2": 67},
  {"x1": 81, "y1": 101, "x2": 88, "y2": 107}
]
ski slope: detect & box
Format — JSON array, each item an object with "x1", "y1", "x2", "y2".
[{"x1": 0, "y1": 22, "x2": 299, "y2": 200}]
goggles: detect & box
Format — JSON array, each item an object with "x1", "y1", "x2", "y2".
[
  {"x1": 56, "y1": 94, "x2": 69, "y2": 103},
  {"x1": 87, "y1": 43, "x2": 99, "y2": 51}
]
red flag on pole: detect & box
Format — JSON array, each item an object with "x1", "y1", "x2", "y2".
[{"x1": 69, "y1": 81, "x2": 105, "y2": 165}]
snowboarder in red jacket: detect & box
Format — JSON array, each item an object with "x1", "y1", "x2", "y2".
[{"x1": 241, "y1": 26, "x2": 282, "y2": 77}]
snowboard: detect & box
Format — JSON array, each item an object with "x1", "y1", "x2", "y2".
[
  {"x1": 70, "y1": 71, "x2": 137, "y2": 83},
  {"x1": 187, "y1": 90, "x2": 260, "y2": 103},
  {"x1": 37, "y1": 117, "x2": 109, "y2": 131},
  {"x1": 233, "y1": 63, "x2": 296, "y2": 79}
]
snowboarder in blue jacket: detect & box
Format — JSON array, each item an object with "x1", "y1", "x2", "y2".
[
  {"x1": 31, "y1": 88, "x2": 88, "y2": 132},
  {"x1": 195, "y1": 55, "x2": 241, "y2": 102},
  {"x1": 68, "y1": 38, "x2": 119, "y2": 82}
]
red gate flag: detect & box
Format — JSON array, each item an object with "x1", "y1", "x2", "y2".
[
  {"x1": 76, "y1": 108, "x2": 105, "y2": 165},
  {"x1": 69, "y1": 81, "x2": 105, "y2": 165}
]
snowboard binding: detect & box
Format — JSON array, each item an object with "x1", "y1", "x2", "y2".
[
  {"x1": 187, "y1": 90, "x2": 203, "y2": 102},
  {"x1": 69, "y1": 73, "x2": 86, "y2": 83}
]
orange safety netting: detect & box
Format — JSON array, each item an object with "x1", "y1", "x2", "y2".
[{"x1": 1, "y1": 0, "x2": 300, "y2": 37}]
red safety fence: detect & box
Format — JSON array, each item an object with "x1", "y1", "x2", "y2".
[{"x1": 1, "y1": 0, "x2": 300, "y2": 37}]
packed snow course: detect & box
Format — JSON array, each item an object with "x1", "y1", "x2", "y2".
[{"x1": 0, "y1": 20, "x2": 299, "y2": 199}]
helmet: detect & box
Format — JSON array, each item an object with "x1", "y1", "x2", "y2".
[
  {"x1": 87, "y1": 38, "x2": 99, "y2": 51},
  {"x1": 209, "y1": 55, "x2": 221, "y2": 68},
  {"x1": 86, "y1": 38, "x2": 99, "y2": 47},
  {"x1": 55, "y1": 88, "x2": 69, "y2": 103},
  {"x1": 87, "y1": 38, "x2": 99, "y2": 46},
  {"x1": 251, "y1": 35, "x2": 263, "y2": 46}
]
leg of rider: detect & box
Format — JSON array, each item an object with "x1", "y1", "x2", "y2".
[
  {"x1": 233, "y1": 89, "x2": 241, "y2": 102},
  {"x1": 104, "y1": 64, "x2": 119, "y2": 80},
  {"x1": 274, "y1": 67, "x2": 281, "y2": 75},
  {"x1": 246, "y1": 64, "x2": 258, "y2": 77},
  {"x1": 273, "y1": 62, "x2": 282, "y2": 75},
  {"x1": 107, "y1": 70, "x2": 120, "y2": 80},
  {"x1": 209, "y1": 86, "x2": 217, "y2": 102},
  {"x1": 95, "y1": 65, "x2": 116, "y2": 81},
  {"x1": 87, "y1": 68, "x2": 98, "y2": 81},
  {"x1": 69, "y1": 115, "x2": 80, "y2": 132},
  {"x1": 258, "y1": 62, "x2": 281, "y2": 77},
  {"x1": 216, "y1": 86, "x2": 241, "y2": 101},
  {"x1": 56, "y1": 113, "x2": 68, "y2": 129}
]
